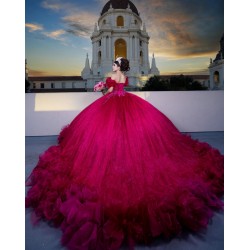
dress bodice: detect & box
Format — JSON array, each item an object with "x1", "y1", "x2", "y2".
[{"x1": 106, "y1": 77, "x2": 128, "y2": 96}]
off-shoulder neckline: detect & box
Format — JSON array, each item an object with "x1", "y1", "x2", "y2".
[{"x1": 108, "y1": 76, "x2": 127, "y2": 84}]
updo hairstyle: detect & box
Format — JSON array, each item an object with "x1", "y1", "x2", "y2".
[{"x1": 114, "y1": 58, "x2": 130, "y2": 72}]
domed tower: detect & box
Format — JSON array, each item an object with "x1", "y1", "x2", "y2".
[{"x1": 82, "y1": 0, "x2": 159, "y2": 88}]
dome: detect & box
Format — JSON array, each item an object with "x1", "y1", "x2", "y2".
[{"x1": 101, "y1": 0, "x2": 139, "y2": 16}]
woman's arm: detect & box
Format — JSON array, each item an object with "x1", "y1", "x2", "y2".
[{"x1": 103, "y1": 86, "x2": 113, "y2": 95}]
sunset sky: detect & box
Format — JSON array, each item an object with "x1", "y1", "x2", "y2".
[{"x1": 25, "y1": 0, "x2": 224, "y2": 76}]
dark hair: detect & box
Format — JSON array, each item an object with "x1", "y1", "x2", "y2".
[{"x1": 114, "y1": 58, "x2": 130, "y2": 72}]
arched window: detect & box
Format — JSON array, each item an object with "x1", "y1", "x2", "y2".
[
  {"x1": 115, "y1": 39, "x2": 127, "y2": 59},
  {"x1": 117, "y1": 16, "x2": 124, "y2": 27},
  {"x1": 214, "y1": 71, "x2": 220, "y2": 86}
]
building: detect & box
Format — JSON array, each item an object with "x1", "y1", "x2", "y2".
[
  {"x1": 81, "y1": 0, "x2": 160, "y2": 89},
  {"x1": 28, "y1": 76, "x2": 86, "y2": 92},
  {"x1": 208, "y1": 35, "x2": 224, "y2": 90}
]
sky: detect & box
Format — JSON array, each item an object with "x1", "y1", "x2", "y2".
[{"x1": 25, "y1": 0, "x2": 224, "y2": 76}]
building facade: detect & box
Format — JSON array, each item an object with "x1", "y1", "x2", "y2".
[
  {"x1": 81, "y1": 0, "x2": 160, "y2": 89},
  {"x1": 28, "y1": 76, "x2": 86, "y2": 92}
]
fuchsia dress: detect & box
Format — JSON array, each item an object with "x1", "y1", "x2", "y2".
[{"x1": 26, "y1": 77, "x2": 224, "y2": 250}]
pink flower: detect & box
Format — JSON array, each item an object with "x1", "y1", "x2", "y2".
[{"x1": 94, "y1": 81, "x2": 106, "y2": 92}]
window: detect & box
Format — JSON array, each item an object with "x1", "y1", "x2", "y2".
[
  {"x1": 140, "y1": 51, "x2": 143, "y2": 65},
  {"x1": 51, "y1": 83, "x2": 55, "y2": 88},
  {"x1": 115, "y1": 39, "x2": 127, "y2": 59},
  {"x1": 99, "y1": 40, "x2": 101, "y2": 47},
  {"x1": 33, "y1": 83, "x2": 36, "y2": 89},
  {"x1": 140, "y1": 40, "x2": 142, "y2": 47},
  {"x1": 117, "y1": 16, "x2": 124, "y2": 26},
  {"x1": 62, "y1": 82, "x2": 66, "y2": 88},
  {"x1": 214, "y1": 71, "x2": 220, "y2": 86},
  {"x1": 98, "y1": 51, "x2": 102, "y2": 65},
  {"x1": 103, "y1": 20, "x2": 106, "y2": 25},
  {"x1": 40, "y1": 83, "x2": 44, "y2": 89}
]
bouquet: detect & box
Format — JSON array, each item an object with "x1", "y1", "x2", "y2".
[{"x1": 94, "y1": 81, "x2": 106, "y2": 92}]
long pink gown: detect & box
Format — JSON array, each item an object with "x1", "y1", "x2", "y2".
[{"x1": 26, "y1": 77, "x2": 224, "y2": 250}]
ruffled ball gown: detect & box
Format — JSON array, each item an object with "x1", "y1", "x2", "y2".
[{"x1": 26, "y1": 77, "x2": 224, "y2": 250}]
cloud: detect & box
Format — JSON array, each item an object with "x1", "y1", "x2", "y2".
[
  {"x1": 25, "y1": 23, "x2": 43, "y2": 32},
  {"x1": 134, "y1": 0, "x2": 224, "y2": 59},
  {"x1": 62, "y1": 12, "x2": 98, "y2": 38},
  {"x1": 42, "y1": 29, "x2": 66, "y2": 41},
  {"x1": 41, "y1": 0, "x2": 75, "y2": 12},
  {"x1": 41, "y1": 0, "x2": 62, "y2": 11},
  {"x1": 41, "y1": 1, "x2": 99, "y2": 38},
  {"x1": 28, "y1": 69, "x2": 50, "y2": 76}
]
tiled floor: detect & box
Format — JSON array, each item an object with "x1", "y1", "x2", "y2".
[{"x1": 25, "y1": 132, "x2": 224, "y2": 250}]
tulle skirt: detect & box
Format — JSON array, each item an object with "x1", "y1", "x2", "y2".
[{"x1": 26, "y1": 92, "x2": 224, "y2": 250}]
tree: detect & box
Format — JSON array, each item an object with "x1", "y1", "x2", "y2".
[
  {"x1": 168, "y1": 74, "x2": 192, "y2": 90},
  {"x1": 141, "y1": 76, "x2": 169, "y2": 91},
  {"x1": 141, "y1": 75, "x2": 208, "y2": 91},
  {"x1": 187, "y1": 80, "x2": 208, "y2": 90}
]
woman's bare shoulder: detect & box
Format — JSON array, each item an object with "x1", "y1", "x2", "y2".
[{"x1": 111, "y1": 72, "x2": 116, "y2": 79}]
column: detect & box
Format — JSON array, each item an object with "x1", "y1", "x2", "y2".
[
  {"x1": 135, "y1": 37, "x2": 139, "y2": 62},
  {"x1": 129, "y1": 36, "x2": 132, "y2": 60},
  {"x1": 108, "y1": 36, "x2": 111, "y2": 59},
  {"x1": 102, "y1": 36, "x2": 106, "y2": 59}
]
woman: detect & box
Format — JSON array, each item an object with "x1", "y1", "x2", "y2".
[{"x1": 26, "y1": 57, "x2": 224, "y2": 250}]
